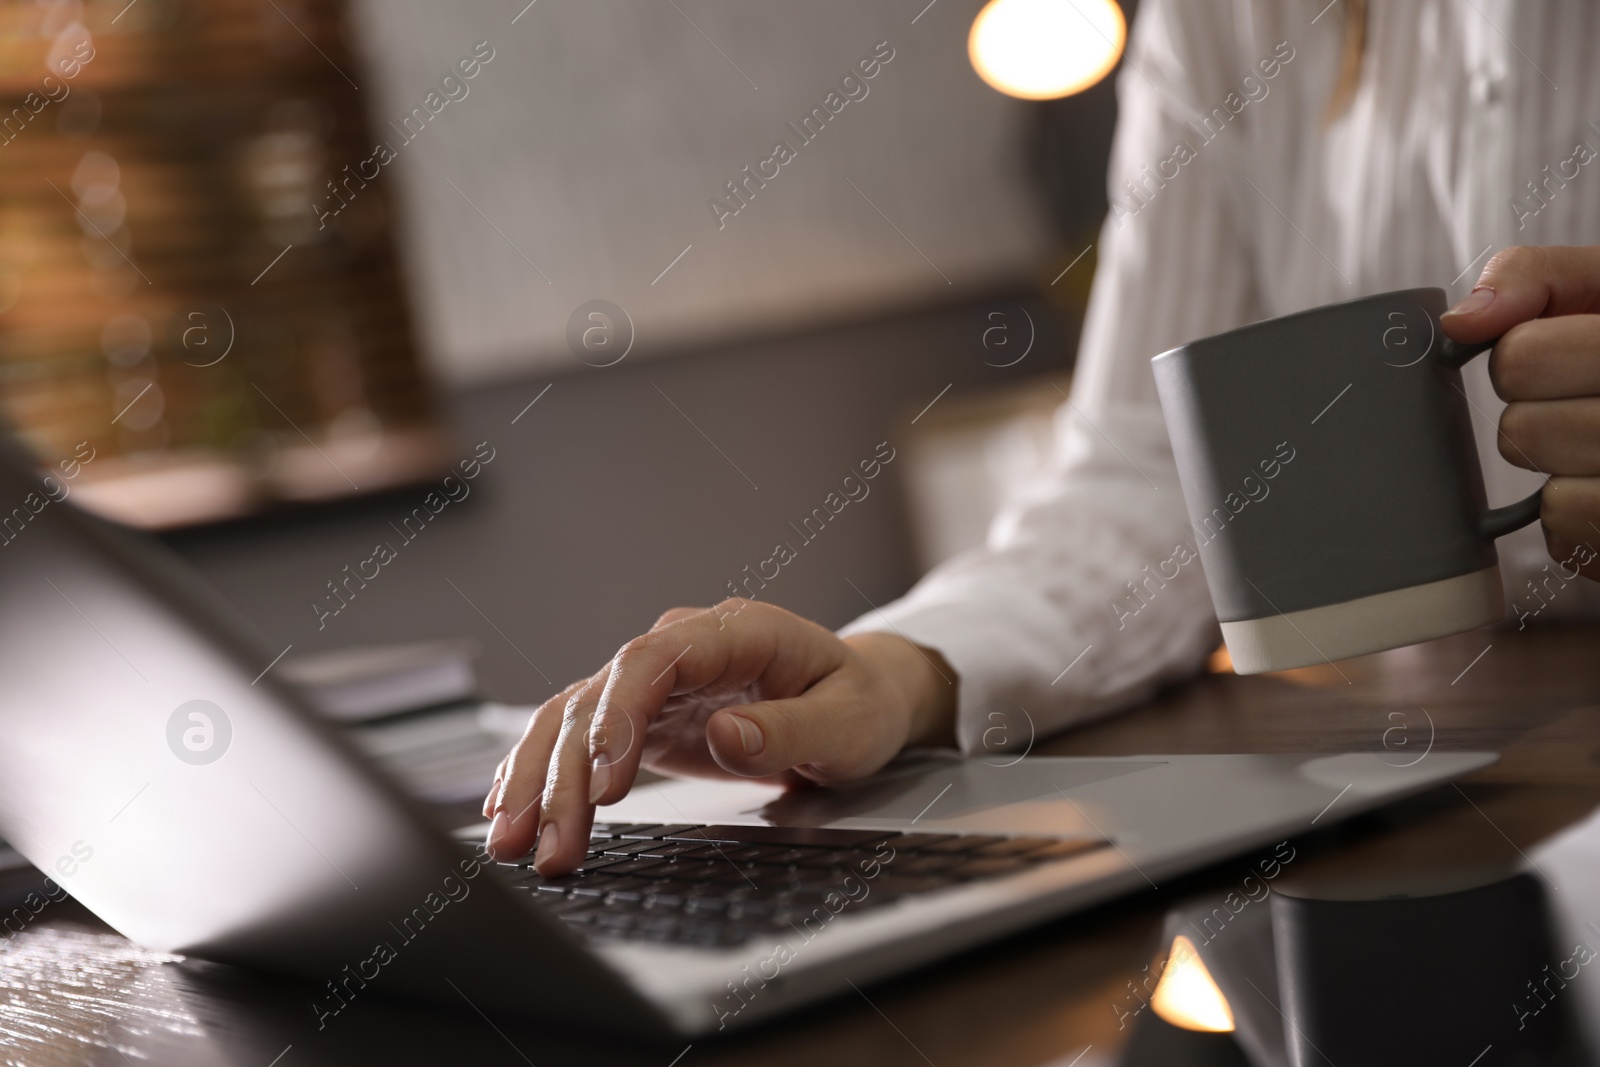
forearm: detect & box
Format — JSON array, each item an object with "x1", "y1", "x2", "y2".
[{"x1": 840, "y1": 410, "x2": 1222, "y2": 754}]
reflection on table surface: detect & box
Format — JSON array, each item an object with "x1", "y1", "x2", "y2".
[{"x1": 7, "y1": 624, "x2": 1600, "y2": 1067}]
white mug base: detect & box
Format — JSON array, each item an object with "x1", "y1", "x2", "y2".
[{"x1": 1221, "y1": 566, "x2": 1504, "y2": 674}]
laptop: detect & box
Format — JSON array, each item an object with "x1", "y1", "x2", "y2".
[{"x1": 0, "y1": 434, "x2": 1495, "y2": 1038}]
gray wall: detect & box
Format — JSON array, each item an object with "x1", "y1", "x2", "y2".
[
  {"x1": 347, "y1": 0, "x2": 1051, "y2": 382},
  {"x1": 161, "y1": 0, "x2": 1139, "y2": 705},
  {"x1": 165, "y1": 292, "x2": 1071, "y2": 706}
]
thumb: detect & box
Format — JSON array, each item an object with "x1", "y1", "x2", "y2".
[
  {"x1": 1441, "y1": 245, "x2": 1600, "y2": 344},
  {"x1": 705, "y1": 675, "x2": 904, "y2": 785}
]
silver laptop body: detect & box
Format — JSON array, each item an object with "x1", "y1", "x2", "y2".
[{"x1": 0, "y1": 436, "x2": 1493, "y2": 1037}]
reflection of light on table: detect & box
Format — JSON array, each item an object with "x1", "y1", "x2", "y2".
[
  {"x1": 969, "y1": 0, "x2": 1126, "y2": 100},
  {"x1": 0, "y1": 924, "x2": 212, "y2": 1064},
  {"x1": 1149, "y1": 934, "x2": 1236, "y2": 1032}
]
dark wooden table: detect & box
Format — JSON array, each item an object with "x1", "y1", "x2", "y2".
[{"x1": 5, "y1": 623, "x2": 1598, "y2": 1067}]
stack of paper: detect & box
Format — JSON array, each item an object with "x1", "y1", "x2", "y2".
[{"x1": 280, "y1": 641, "x2": 529, "y2": 806}]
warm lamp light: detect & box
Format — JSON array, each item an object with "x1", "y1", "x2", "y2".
[
  {"x1": 968, "y1": 0, "x2": 1126, "y2": 100},
  {"x1": 1149, "y1": 935, "x2": 1237, "y2": 1033}
]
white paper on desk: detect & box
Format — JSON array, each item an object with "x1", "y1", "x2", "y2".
[
  {"x1": 1523, "y1": 806, "x2": 1600, "y2": 1047},
  {"x1": 280, "y1": 639, "x2": 479, "y2": 722},
  {"x1": 346, "y1": 702, "x2": 532, "y2": 804}
]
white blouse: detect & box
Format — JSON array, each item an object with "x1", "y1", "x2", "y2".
[{"x1": 842, "y1": 0, "x2": 1600, "y2": 754}]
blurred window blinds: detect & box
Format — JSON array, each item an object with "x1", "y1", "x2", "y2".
[{"x1": 0, "y1": 0, "x2": 447, "y2": 528}]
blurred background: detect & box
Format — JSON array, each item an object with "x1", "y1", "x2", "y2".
[{"x1": 0, "y1": 0, "x2": 1135, "y2": 710}]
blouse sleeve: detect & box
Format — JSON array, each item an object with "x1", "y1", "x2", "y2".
[{"x1": 839, "y1": 0, "x2": 1272, "y2": 754}]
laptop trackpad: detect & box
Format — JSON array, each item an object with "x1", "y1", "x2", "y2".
[{"x1": 746, "y1": 757, "x2": 1162, "y2": 826}]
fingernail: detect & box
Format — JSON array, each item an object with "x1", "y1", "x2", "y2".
[
  {"x1": 484, "y1": 811, "x2": 509, "y2": 856},
  {"x1": 728, "y1": 713, "x2": 765, "y2": 756},
  {"x1": 533, "y1": 822, "x2": 561, "y2": 870},
  {"x1": 588, "y1": 758, "x2": 612, "y2": 804},
  {"x1": 1444, "y1": 285, "x2": 1495, "y2": 318}
]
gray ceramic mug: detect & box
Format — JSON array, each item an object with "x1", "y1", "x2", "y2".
[{"x1": 1151, "y1": 287, "x2": 1542, "y2": 674}]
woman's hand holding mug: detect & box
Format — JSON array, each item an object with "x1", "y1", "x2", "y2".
[{"x1": 1442, "y1": 245, "x2": 1600, "y2": 578}]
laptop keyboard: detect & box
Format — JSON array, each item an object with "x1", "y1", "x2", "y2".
[{"x1": 499, "y1": 822, "x2": 1109, "y2": 949}]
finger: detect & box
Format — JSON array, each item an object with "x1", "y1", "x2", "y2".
[
  {"x1": 1541, "y1": 528, "x2": 1598, "y2": 586},
  {"x1": 586, "y1": 600, "x2": 843, "y2": 806},
  {"x1": 702, "y1": 669, "x2": 905, "y2": 784},
  {"x1": 1542, "y1": 520, "x2": 1600, "y2": 584},
  {"x1": 534, "y1": 680, "x2": 606, "y2": 874},
  {"x1": 650, "y1": 606, "x2": 703, "y2": 630},
  {"x1": 1499, "y1": 399, "x2": 1600, "y2": 474},
  {"x1": 485, "y1": 679, "x2": 586, "y2": 861},
  {"x1": 1442, "y1": 245, "x2": 1600, "y2": 344},
  {"x1": 1489, "y1": 316, "x2": 1600, "y2": 401},
  {"x1": 481, "y1": 754, "x2": 508, "y2": 819},
  {"x1": 1538, "y1": 477, "x2": 1600, "y2": 578},
  {"x1": 587, "y1": 607, "x2": 716, "y2": 805}
]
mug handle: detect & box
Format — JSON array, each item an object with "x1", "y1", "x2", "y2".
[{"x1": 1436, "y1": 336, "x2": 1545, "y2": 540}]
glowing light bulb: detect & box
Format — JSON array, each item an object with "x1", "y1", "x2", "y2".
[
  {"x1": 968, "y1": 0, "x2": 1126, "y2": 101},
  {"x1": 1149, "y1": 935, "x2": 1237, "y2": 1033}
]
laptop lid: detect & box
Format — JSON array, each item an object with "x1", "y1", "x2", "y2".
[{"x1": 0, "y1": 434, "x2": 667, "y2": 1034}]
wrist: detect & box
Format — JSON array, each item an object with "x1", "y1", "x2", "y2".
[{"x1": 843, "y1": 631, "x2": 958, "y2": 750}]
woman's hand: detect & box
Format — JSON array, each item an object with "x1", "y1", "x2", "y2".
[
  {"x1": 1441, "y1": 245, "x2": 1600, "y2": 577},
  {"x1": 481, "y1": 599, "x2": 956, "y2": 875}
]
